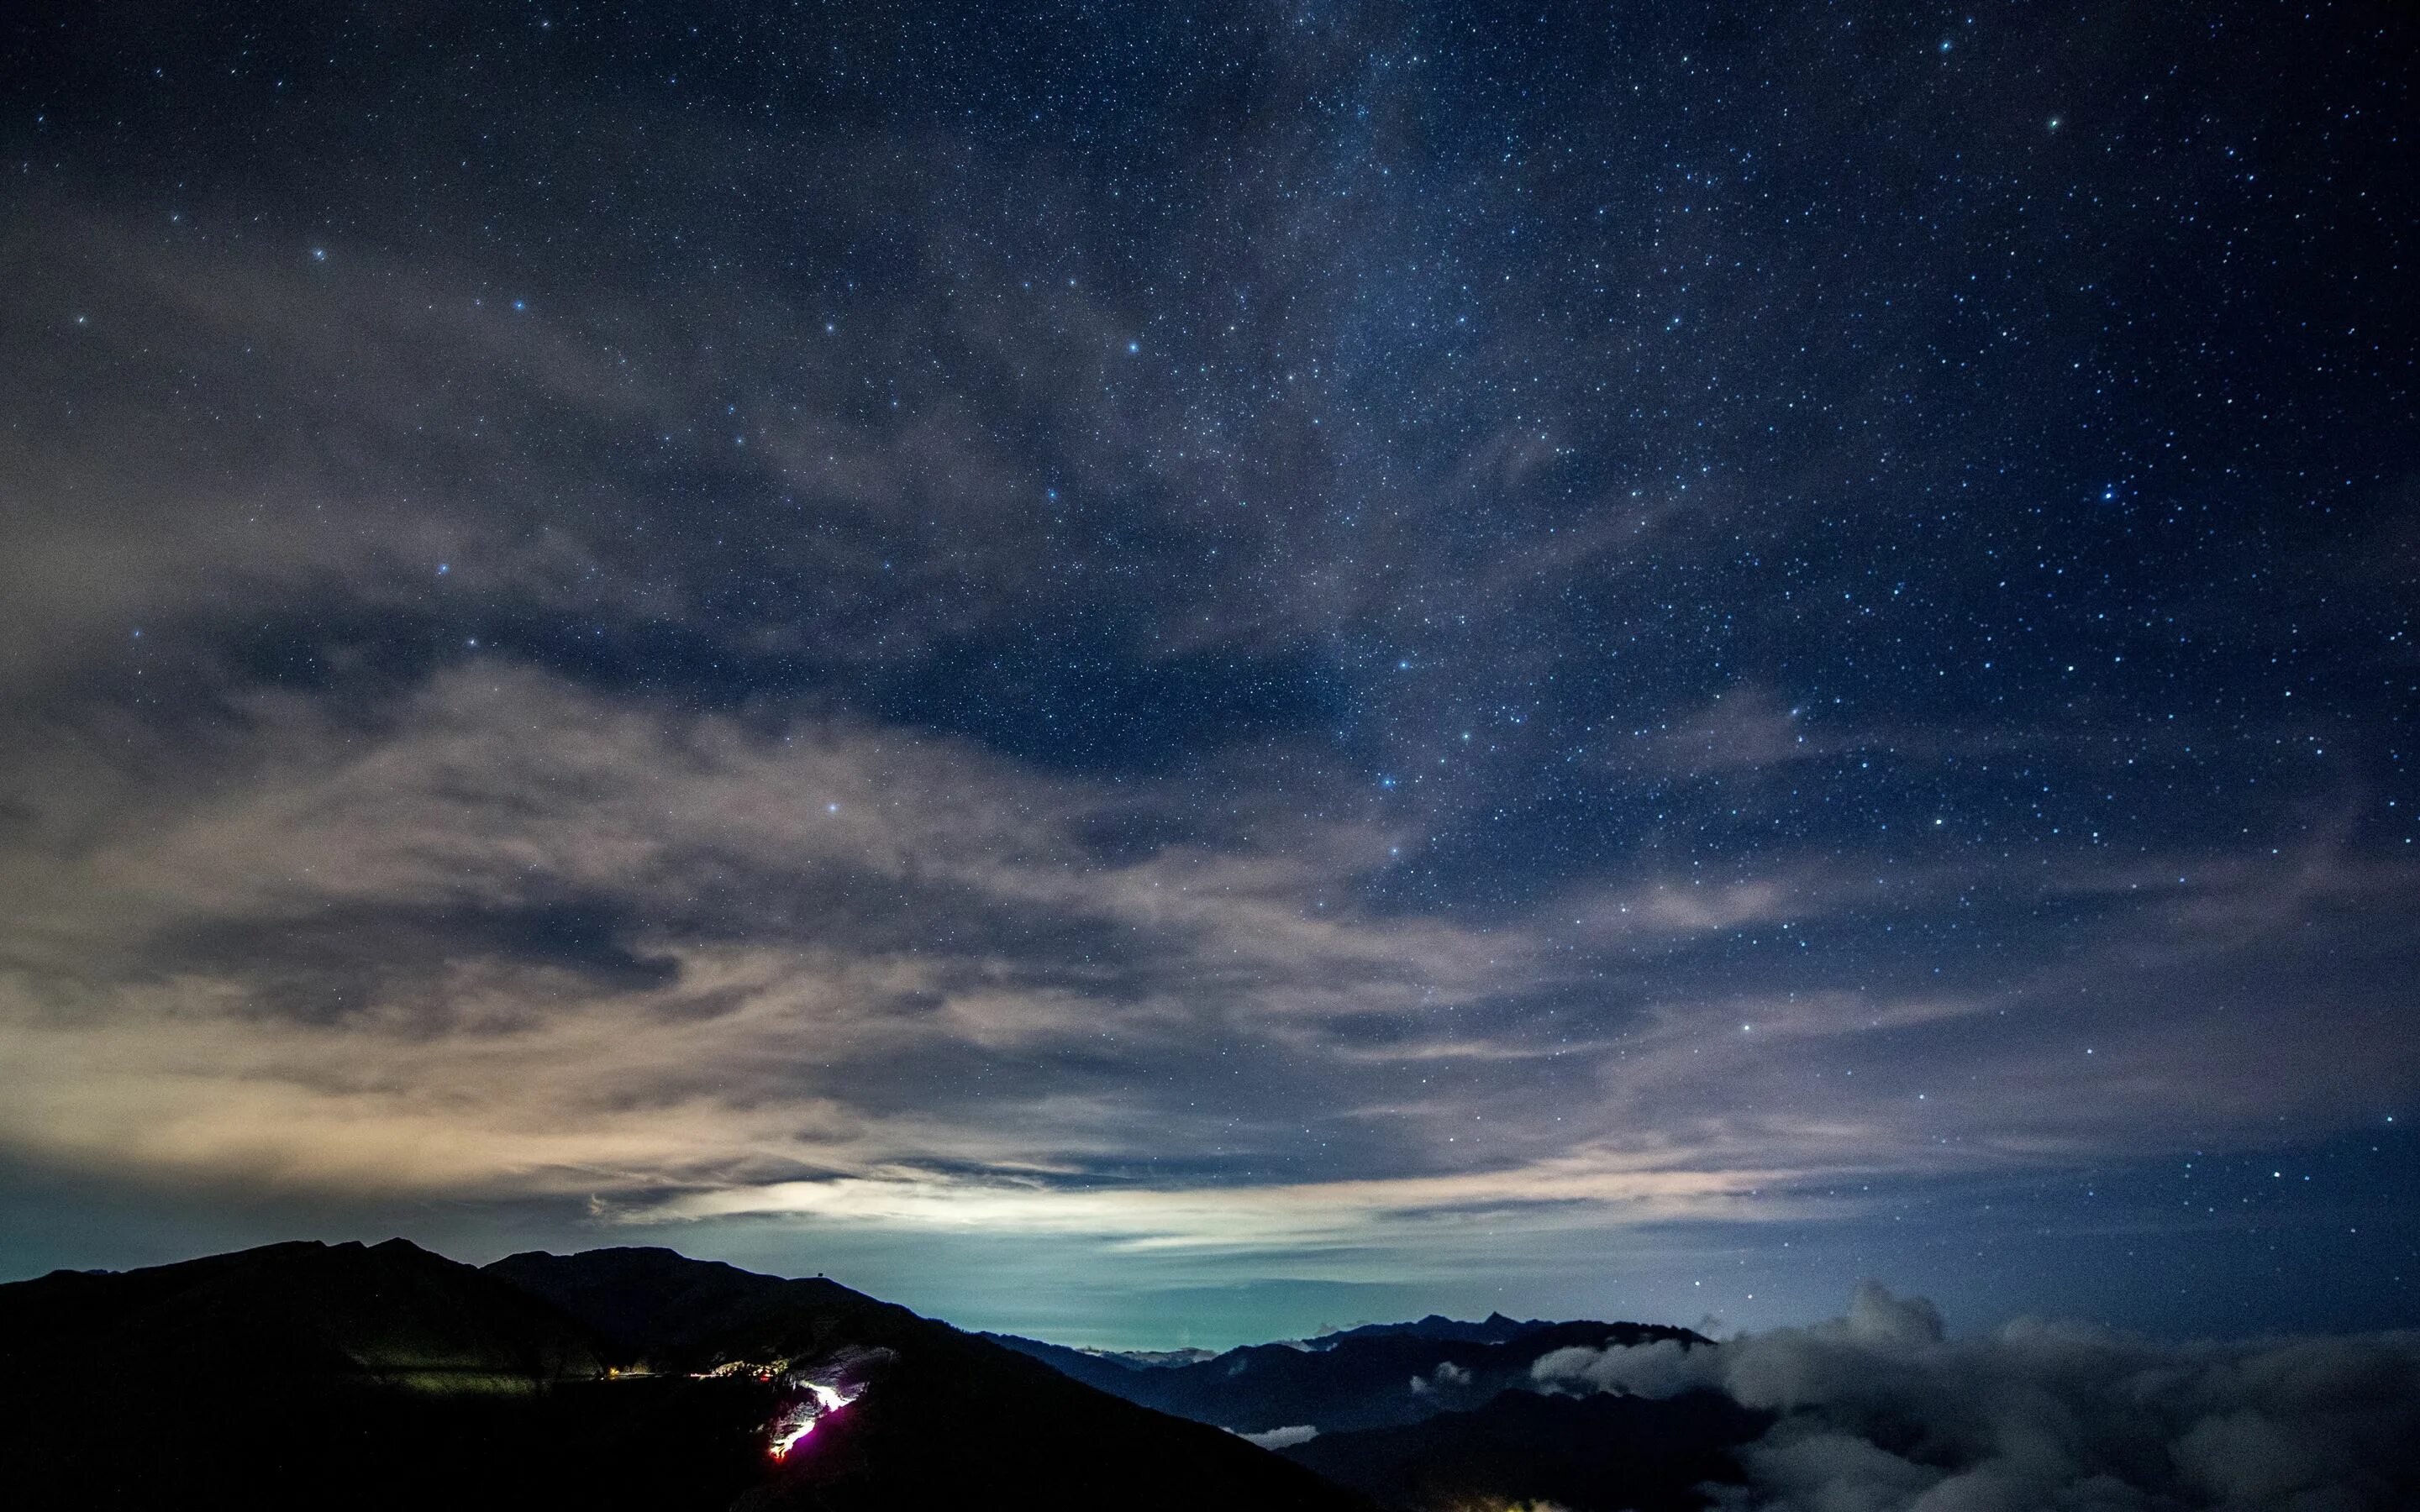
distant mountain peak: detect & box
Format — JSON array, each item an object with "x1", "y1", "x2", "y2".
[{"x1": 1314, "y1": 1312, "x2": 1557, "y2": 1346}]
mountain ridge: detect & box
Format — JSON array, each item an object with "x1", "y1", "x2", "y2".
[
  {"x1": 0, "y1": 1237, "x2": 1369, "y2": 1511},
  {"x1": 1279, "y1": 1385, "x2": 1771, "y2": 1512},
  {"x1": 990, "y1": 1314, "x2": 1712, "y2": 1434}
]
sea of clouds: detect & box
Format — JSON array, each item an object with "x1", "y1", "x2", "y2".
[{"x1": 1531, "y1": 1284, "x2": 2419, "y2": 1511}]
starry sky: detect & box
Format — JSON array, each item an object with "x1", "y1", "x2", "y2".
[{"x1": 2, "y1": 0, "x2": 2414, "y2": 1348}]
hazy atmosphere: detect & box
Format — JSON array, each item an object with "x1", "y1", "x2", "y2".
[{"x1": 3, "y1": 0, "x2": 2414, "y2": 1352}]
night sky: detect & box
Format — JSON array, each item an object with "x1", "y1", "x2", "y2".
[{"x1": 2, "y1": 1, "x2": 2414, "y2": 1349}]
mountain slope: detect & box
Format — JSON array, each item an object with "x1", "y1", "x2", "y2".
[
  {"x1": 0, "y1": 1239, "x2": 1368, "y2": 1512},
  {"x1": 992, "y1": 1316, "x2": 1710, "y2": 1434},
  {"x1": 485, "y1": 1245, "x2": 892, "y2": 1368},
  {"x1": 978, "y1": 1327, "x2": 1165, "y2": 1394},
  {"x1": 0, "y1": 1238, "x2": 690, "y2": 1507},
  {"x1": 0, "y1": 1236, "x2": 608, "y2": 1385},
  {"x1": 1278, "y1": 1387, "x2": 1772, "y2": 1512},
  {"x1": 489, "y1": 1246, "x2": 1366, "y2": 1511}
]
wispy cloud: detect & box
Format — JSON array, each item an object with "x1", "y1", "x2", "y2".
[
  {"x1": 3, "y1": 661, "x2": 2407, "y2": 1259},
  {"x1": 1, "y1": 3, "x2": 2412, "y2": 1315}
]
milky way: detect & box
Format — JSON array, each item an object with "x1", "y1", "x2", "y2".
[{"x1": 0, "y1": 1, "x2": 2412, "y2": 1346}]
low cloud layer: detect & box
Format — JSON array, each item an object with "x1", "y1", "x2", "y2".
[{"x1": 1534, "y1": 1284, "x2": 2420, "y2": 1510}]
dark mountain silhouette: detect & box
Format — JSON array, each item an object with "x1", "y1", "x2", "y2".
[
  {"x1": 0, "y1": 1236, "x2": 608, "y2": 1386},
  {"x1": 1319, "y1": 1311, "x2": 1552, "y2": 1346},
  {"x1": 0, "y1": 1239, "x2": 1368, "y2": 1512},
  {"x1": 1278, "y1": 1387, "x2": 1773, "y2": 1512},
  {"x1": 982, "y1": 1315, "x2": 1549, "y2": 1391},
  {"x1": 991, "y1": 1316, "x2": 1710, "y2": 1434},
  {"x1": 485, "y1": 1245, "x2": 881, "y2": 1369},
  {"x1": 488, "y1": 1246, "x2": 1365, "y2": 1510},
  {"x1": 0, "y1": 1237, "x2": 722, "y2": 1507}
]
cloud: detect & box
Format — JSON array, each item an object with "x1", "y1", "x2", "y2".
[
  {"x1": 1409, "y1": 1359, "x2": 1472, "y2": 1395},
  {"x1": 1241, "y1": 1425, "x2": 1318, "y2": 1450},
  {"x1": 1, "y1": 654, "x2": 2411, "y2": 1268},
  {"x1": 1534, "y1": 1283, "x2": 2420, "y2": 1509},
  {"x1": 0, "y1": 664, "x2": 1805, "y2": 1223}
]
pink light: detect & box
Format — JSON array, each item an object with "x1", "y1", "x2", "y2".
[
  {"x1": 765, "y1": 1379, "x2": 862, "y2": 1461},
  {"x1": 768, "y1": 1418, "x2": 815, "y2": 1461}
]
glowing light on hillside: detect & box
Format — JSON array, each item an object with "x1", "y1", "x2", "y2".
[
  {"x1": 765, "y1": 1378, "x2": 861, "y2": 1461},
  {"x1": 768, "y1": 1416, "x2": 817, "y2": 1460}
]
